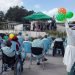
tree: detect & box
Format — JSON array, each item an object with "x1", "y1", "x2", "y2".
[
  {"x1": 5, "y1": 6, "x2": 34, "y2": 23},
  {"x1": 0, "y1": 11, "x2": 4, "y2": 22}
]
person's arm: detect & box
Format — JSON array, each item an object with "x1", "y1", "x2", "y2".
[
  {"x1": 65, "y1": 21, "x2": 69, "y2": 29},
  {"x1": 65, "y1": 21, "x2": 72, "y2": 35}
]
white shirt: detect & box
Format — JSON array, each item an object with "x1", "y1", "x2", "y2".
[
  {"x1": 63, "y1": 21, "x2": 75, "y2": 72},
  {"x1": 65, "y1": 22, "x2": 75, "y2": 46},
  {"x1": 51, "y1": 38, "x2": 63, "y2": 48}
]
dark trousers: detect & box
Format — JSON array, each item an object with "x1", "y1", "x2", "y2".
[{"x1": 53, "y1": 47, "x2": 64, "y2": 56}]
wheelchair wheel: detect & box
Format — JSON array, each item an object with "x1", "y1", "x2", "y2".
[{"x1": 14, "y1": 60, "x2": 22, "y2": 75}]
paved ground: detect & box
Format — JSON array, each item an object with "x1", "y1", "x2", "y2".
[{"x1": 0, "y1": 51, "x2": 67, "y2": 75}]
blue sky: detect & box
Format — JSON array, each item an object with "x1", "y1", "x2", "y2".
[
  {"x1": 0, "y1": 0, "x2": 74, "y2": 21},
  {"x1": 23, "y1": 0, "x2": 75, "y2": 12}
]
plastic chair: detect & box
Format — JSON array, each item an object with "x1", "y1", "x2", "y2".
[{"x1": 30, "y1": 47, "x2": 45, "y2": 69}]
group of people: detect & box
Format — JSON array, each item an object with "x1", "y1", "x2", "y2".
[
  {"x1": 0, "y1": 32, "x2": 53, "y2": 68},
  {"x1": 0, "y1": 20, "x2": 74, "y2": 75}
]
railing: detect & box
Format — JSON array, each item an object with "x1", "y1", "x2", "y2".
[{"x1": 0, "y1": 30, "x2": 46, "y2": 37}]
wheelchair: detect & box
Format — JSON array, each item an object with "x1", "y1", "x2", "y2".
[
  {"x1": 52, "y1": 41, "x2": 64, "y2": 57},
  {"x1": 0, "y1": 50, "x2": 23, "y2": 75}
]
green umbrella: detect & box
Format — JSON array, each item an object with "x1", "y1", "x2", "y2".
[{"x1": 24, "y1": 12, "x2": 51, "y2": 21}]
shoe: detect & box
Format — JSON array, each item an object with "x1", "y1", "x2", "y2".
[
  {"x1": 11, "y1": 67, "x2": 14, "y2": 70},
  {"x1": 21, "y1": 66, "x2": 23, "y2": 72},
  {"x1": 37, "y1": 62, "x2": 41, "y2": 65},
  {"x1": 42, "y1": 58, "x2": 48, "y2": 61},
  {"x1": 4, "y1": 66, "x2": 7, "y2": 71}
]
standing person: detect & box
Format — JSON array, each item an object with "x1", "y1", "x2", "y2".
[
  {"x1": 22, "y1": 37, "x2": 31, "y2": 60},
  {"x1": 11, "y1": 36, "x2": 19, "y2": 52},
  {"x1": 42, "y1": 35, "x2": 50, "y2": 54},
  {"x1": 63, "y1": 21, "x2": 75, "y2": 75},
  {"x1": 25, "y1": 34, "x2": 31, "y2": 41},
  {"x1": 51, "y1": 16, "x2": 57, "y2": 30},
  {"x1": 47, "y1": 34, "x2": 53, "y2": 49},
  {"x1": 17, "y1": 32, "x2": 24, "y2": 50},
  {"x1": 41, "y1": 35, "x2": 50, "y2": 61}
]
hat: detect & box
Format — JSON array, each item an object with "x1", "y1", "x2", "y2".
[{"x1": 12, "y1": 36, "x2": 18, "y2": 41}]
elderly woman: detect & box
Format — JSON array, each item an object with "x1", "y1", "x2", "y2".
[{"x1": 63, "y1": 21, "x2": 75, "y2": 75}]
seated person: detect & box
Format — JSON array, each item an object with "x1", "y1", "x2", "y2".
[
  {"x1": 51, "y1": 36, "x2": 64, "y2": 56},
  {"x1": 1, "y1": 40, "x2": 15, "y2": 69},
  {"x1": 32, "y1": 36, "x2": 43, "y2": 65},
  {"x1": 1, "y1": 40, "x2": 15, "y2": 57}
]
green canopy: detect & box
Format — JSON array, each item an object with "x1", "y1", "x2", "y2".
[{"x1": 24, "y1": 12, "x2": 51, "y2": 21}]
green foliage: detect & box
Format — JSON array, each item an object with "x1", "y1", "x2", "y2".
[
  {"x1": 0, "y1": 11, "x2": 4, "y2": 22},
  {"x1": 46, "y1": 30, "x2": 66, "y2": 38},
  {"x1": 5, "y1": 6, "x2": 34, "y2": 23},
  {"x1": 0, "y1": 22, "x2": 3, "y2": 29}
]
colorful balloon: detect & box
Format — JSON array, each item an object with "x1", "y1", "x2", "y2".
[
  {"x1": 58, "y1": 8, "x2": 66, "y2": 14},
  {"x1": 9, "y1": 34, "x2": 14, "y2": 39},
  {"x1": 56, "y1": 13, "x2": 66, "y2": 21},
  {"x1": 66, "y1": 12, "x2": 73, "y2": 18}
]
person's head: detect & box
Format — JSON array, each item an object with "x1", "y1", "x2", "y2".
[
  {"x1": 26, "y1": 34, "x2": 28, "y2": 36},
  {"x1": 18, "y1": 32, "x2": 22, "y2": 35},
  {"x1": 44, "y1": 35, "x2": 47, "y2": 38},
  {"x1": 6, "y1": 40, "x2": 12, "y2": 47}
]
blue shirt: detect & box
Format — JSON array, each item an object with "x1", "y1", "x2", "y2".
[
  {"x1": 11, "y1": 41, "x2": 17, "y2": 51},
  {"x1": 17, "y1": 35, "x2": 24, "y2": 46},
  {"x1": 32, "y1": 39, "x2": 43, "y2": 48},
  {"x1": 22, "y1": 41, "x2": 32, "y2": 53},
  {"x1": 42, "y1": 38, "x2": 50, "y2": 52},
  {"x1": 1, "y1": 46, "x2": 15, "y2": 57}
]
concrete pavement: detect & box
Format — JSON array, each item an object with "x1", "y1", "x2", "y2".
[{"x1": 0, "y1": 53, "x2": 67, "y2": 75}]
